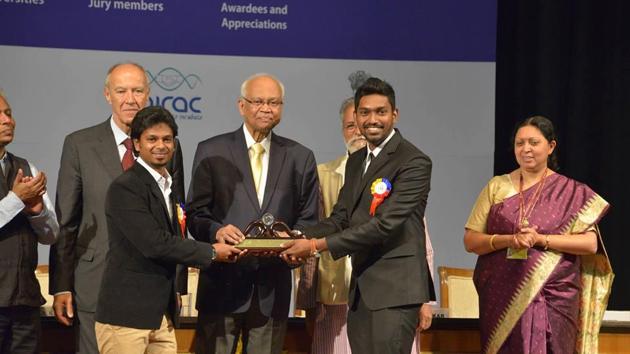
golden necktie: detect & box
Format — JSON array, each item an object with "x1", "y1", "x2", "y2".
[{"x1": 249, "y1": 143, "x2": 265, "y2": 193}]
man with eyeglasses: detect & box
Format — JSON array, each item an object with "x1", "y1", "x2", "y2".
[
  {"x1": 186, "y1": 73, "x2": 320, "y2": 354},
  {"x1": 0, "y1": 91, "x2": 59, "y2": 354}
]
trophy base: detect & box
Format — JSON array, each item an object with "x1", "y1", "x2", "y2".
[{"x1": 236, "y1": 238, "x2": 288, "y2": 251}]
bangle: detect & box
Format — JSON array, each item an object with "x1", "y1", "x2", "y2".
[
  {"x1": 544, "y1": 235, "x2": 550, "y2": 250},
  {"x1": 489, "y1": 234, "x2": 497, "y2": 251},
  {"x1": 310, "y1": 239, "x2": 318, "y2": 256}
]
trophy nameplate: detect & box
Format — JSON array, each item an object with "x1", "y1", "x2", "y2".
[{"x1": 237, "y1": 213, "x2": 304, "y2": 253}]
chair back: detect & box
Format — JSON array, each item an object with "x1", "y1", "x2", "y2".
[{"x1": 438, "y1": 266, "x2": 479, "y2": 318}]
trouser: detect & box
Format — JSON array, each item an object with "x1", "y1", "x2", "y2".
[{"x1": 0, "y1": 305, "x2": 40, "y2": 354}]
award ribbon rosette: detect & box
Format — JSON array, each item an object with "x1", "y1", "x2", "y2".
[
  {"x1": 176, "y1": 202, "x2": 186, "y2": 239},
  {"x1": 370, "y1": 178, "x2": 392, "y2": 216}
]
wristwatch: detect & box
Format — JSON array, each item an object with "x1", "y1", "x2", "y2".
[{"x1": 211, "y1": 246, "x2": 217, "y2": 261}]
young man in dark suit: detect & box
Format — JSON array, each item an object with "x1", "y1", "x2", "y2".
[
  {"x1": 282, "y1": 77, "x2": 433, "y2": 354},
  {"x1": 94, "y1": 106, "x2": 243, "y2": 353}
]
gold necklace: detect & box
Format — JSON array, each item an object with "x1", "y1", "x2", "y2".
[{"x1": 518, "y1": 168, "x2": 548, "y2": 229}]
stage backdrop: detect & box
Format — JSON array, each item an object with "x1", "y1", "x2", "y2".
[{"x1": 0, "y1": 0, "x2": 496, "y2": 302}]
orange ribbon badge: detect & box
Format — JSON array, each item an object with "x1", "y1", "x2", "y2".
[{"x1": 369, "y1": 178, "x2": 392, "y2": 216}]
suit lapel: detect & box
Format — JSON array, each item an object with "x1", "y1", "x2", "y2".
[
  {"x1": 348, "y1": 149, "x2": 367, "y2": 211},
  {"x1": 92, "y1": 120, "x2": 123, "y2": 180},
  {"x1": 134, "y1": 164, "x2": 175, "y2": 233},
  {"x1": 351, "y1": 131, "x2": 402, "y2": 212},
  {"x1": 229, "y1": 128, "x2": 261, "y2": 211},
  {"x1": 261, "y1": 134, "x2": 286, "y2": 211}
]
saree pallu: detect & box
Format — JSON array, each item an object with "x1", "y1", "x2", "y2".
[{"x1": 473, "y1": 173, "x2": 611, "y2": 354}]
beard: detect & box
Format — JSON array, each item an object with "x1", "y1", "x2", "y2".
[{"x1": 346, "y1": 136, "x2": 367, "y2": 154}]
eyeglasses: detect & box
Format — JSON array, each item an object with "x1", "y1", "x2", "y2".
[
  {"x1": 242, "y1": 97, "x2": 283, "y2": 109},
  {"x1": 0, "y1": 109, "x2": 12, "y2": 118}
]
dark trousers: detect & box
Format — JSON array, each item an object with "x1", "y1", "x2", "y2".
[
  {"x1": 0, "y1": 306, "x2": 40, "y2": 354},
  {"x1": 195, "y1": 289, "x2": 287, "y2": 354},
  {"x1": 76, "y1": 310, "x2": 98, "y2": 354},
  {"x1": 347, "y1": 294, "x2": 419, "y2": 354}
]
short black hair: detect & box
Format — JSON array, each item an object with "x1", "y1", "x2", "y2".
[
  {"x1": 354, "y1": 77, "x2": 396, "y2": 111},
  {"x1": 130, "y1": 106, "x2": 178, "y2": 143}
]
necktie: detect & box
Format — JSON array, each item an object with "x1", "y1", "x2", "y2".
[
  {"x1": 0, "y1": 161, "x2": 7, "y2": 187},
  {"x1": 249, "y1": 143, "x2": 265, "y2": 193},
  {"x1": 362, "y1": 152, "x2": 374, "y2": 176},
  {"x1": 121, "y1": 138, "x2": 135, "y2": 171},
  {"x1": 1, "y1": 156, "x2": 12, "y2": 187}
]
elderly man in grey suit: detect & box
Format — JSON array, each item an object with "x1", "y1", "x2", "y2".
[
  {"x1": 282, "y1": 77, "x2": 433, "y2": 354},
  {"x1": 49, "y1": 62, "x2": 186, "y2": 353},
  {"x1": 186, "y1": 73, "x2": 320, "y2": 354}
]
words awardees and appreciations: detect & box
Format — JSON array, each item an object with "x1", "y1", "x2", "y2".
[{"x1": 220, "y1": 2, "x2": 289, "y2": 31}]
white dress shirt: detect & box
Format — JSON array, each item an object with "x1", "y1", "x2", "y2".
[
  {"x1": 0, "y1": 151, "x2": 59, "y2": 244},
  {"x1": 136, "y1": 157, "x2": 173, "y2": 219},
  {"x1": 110, "y1": 117, "x2": 134, "y2": 162},
  {"x1": 363, "y1": 129, "x2": 396, "y2": 173}
]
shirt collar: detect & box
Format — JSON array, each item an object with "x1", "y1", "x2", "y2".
[
  {"x1": 366, "y1": 128, "x2": 396, "y2": 159},
  {"x1": 136, "y1": 156, "x2": 172, "y2": 187},
  {"x1": 242, "y1": 124, "x2": 271, "y2": 152},
  {"x1": 110, "y1": 116, "x2": 130, "y2": 146}
]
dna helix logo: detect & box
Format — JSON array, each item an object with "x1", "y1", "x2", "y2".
[
  {"x1": 147, "y1": 67, "x2": 203, "y2": 119},
  {"x1": 147, "y1": 67, "x2": 202, "y2": 91}
]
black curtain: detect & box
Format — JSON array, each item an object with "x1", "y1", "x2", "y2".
[{"x1": 495, "y1": 0, "x2": 630, "y2": 309}]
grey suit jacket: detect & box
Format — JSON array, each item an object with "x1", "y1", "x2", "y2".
[
  {"x1": 186, "y1": 126, "x2": 319, "y2": 318},
  {"x1": 49, "y1": 119, "x2": 185, "y2": 312},
  {"x1": 304, "y1": 130, "x2": 433, "y2": 310}
]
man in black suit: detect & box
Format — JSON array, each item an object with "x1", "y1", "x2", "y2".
[
  {"x1": 282, "y1": 77, "x2": 433, "y2": 354},
  {"x1": 94, "y1": 106, "x2": 243, "y2": 354},
  {"x1": 49, "y1": 62, "x2": 187, "y2": 353},
  {"x1": 186, "y1": 73, "x2": 320, "y2": 354}
]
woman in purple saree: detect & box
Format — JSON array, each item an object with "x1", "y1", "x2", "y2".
[{"x1": 464, "y1": 116, "x2": 611, "y2": 354}]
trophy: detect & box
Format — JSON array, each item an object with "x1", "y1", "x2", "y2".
[{"x1": 236, "y1": 213, "x2": 304, "y2": 254}]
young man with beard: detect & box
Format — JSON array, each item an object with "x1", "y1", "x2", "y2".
[
  {"x1": 282, "y1": 78, "x2": 433, "y2": 354},
  {"x1": 94, "y1": 106, "x2": 242, "y2": 353}
]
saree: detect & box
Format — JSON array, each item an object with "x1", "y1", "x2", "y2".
[{"x1": 466, "y1": 173, "x2": 611, "y2": 354}]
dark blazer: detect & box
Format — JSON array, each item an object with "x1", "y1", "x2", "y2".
[
  {"x1": 186, "y1": 126, "x2": 319, "y2": 318},
  {"x1": 49, "y1": 119, "x2": 186, "y2": 312},
  {"x1": 304, "y1": 130, "x2": 433, "y2": 310},
  {"x1": 95, "y1": 162, "x2": 214, "y2": 329}
]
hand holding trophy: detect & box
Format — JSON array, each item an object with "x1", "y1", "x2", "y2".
[{"x1": 237, "y1": 213, "x2": 305, "y2": 259}]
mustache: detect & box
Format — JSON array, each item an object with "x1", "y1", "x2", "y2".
[{"x1": 347, "y1": 135, "x2": 366, "y2": 144}]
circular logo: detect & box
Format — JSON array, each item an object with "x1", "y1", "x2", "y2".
[{"x1": 262, "y1": 213, "x2": 275, "y2": 226}]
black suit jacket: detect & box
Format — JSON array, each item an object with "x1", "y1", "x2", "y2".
[
  {"x1": 304, "y1": 130, "x2": 433, "y2": 310},
  {"x1": 94, "y1": 162, "x2": 213, "y2": 329},
  {"x1": 186, "y1": 126, "x2": 319, "y2": 318},
  {"x1": 49, "y1": 119, "x2": 188, "y2": 312}
]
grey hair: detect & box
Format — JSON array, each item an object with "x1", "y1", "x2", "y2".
[
  {"x1": 240, "y1": 73, "x2": 285, "y2": 98},
  {"x1": 339, "y1": 97, "x2": 354, "y2": 124},
  {"x1": 104, "y1": 62, "x2": 149, "y2": 87}
]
